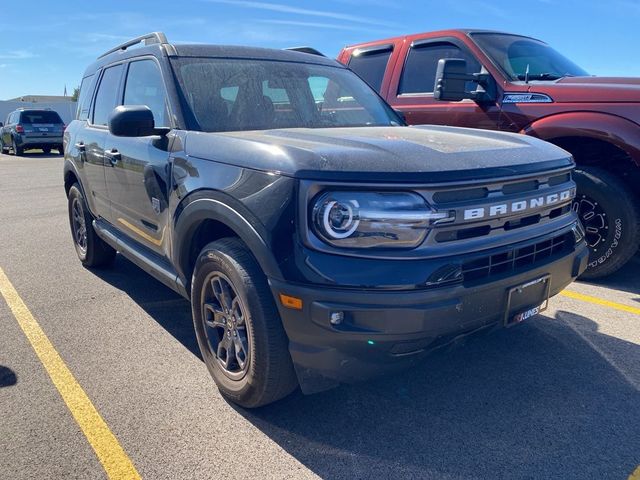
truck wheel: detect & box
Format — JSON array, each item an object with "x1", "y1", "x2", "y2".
[
  {"x1": 0, "y1": 139, "x2": 8, "y2": 154},
  {"x1": 67, "y1": 183, "x2": 116, "y2": 267},
  {"x1": 573, "y1": 166, "x2": 640, "y2": 279},
  {"x1": 191, "y1": 238, "x2": 297, "y2": 408},
  {"x1": 12, "y1": 138, "x2": 23, "y2": 156}
]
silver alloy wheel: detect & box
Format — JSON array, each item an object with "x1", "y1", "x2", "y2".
[
  {"x1": 572, "y1": 194, "x2": 608, "y2": 250},
  {"x1": 201, "y1": 272, "x2": 251, "y2": 380},
  {"x1": 71, "y1": 197, "x2": 88, "y2": 254}
]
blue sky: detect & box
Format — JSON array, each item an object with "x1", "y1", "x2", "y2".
[{"x1": 1, "y1": 0, "x2": 639, "y2": 99}]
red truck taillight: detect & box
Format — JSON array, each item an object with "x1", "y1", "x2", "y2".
[{"x1": 15, "y1": 124, "x2": 24, "y2": 133}]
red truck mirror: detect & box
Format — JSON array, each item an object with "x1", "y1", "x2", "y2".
[{"x1": 435, "y1": 58, "x2": 495, "y2": 103}]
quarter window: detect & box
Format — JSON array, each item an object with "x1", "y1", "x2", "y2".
[
  {"x1": 348, "y1": 48, "x2": 392, "y2": 92},
  {"x1": 123, "y1": 60, "x2": 169, "y2": 127},
  {"x1": 77, "y1": 74, "x2": 96, "y2": 121},
  {"x1": 398, "y1": 42, "x2": 480, "y2": 95},
  {"x1": 93, "y1": 64, "x2": 124, "y2": 126}
]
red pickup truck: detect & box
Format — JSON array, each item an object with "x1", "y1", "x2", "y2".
[{"x1": 338, "y1": 30, "x2": 640, "y2": 278}]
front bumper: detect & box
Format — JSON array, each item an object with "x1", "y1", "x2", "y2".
[{"x1": 270, "y1": 237, "x2": 589, "y2": 394}]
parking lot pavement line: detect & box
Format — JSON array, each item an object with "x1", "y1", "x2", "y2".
[
  {"x1": 630, "y1": 465, "x2": 640, "y2": 480},
  {"x1": 0, "y1": 267, "x2": 141, "y2": 480},
  {"x1": 560, "y1": 290, "x2": 640, "y2": 315}
]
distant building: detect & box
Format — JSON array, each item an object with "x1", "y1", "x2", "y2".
[
  {"x1": 5, "y1": 95, "x2": 73, "y2": 104},
  {"x1": 1, "y1": 96, "x2": 77, "y2": 124}
]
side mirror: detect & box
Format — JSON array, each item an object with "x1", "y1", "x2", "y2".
[
  {"x1": 434, "y1": 58, "x2": 496, "y2": 103},
  {"x1": 434, "y1": 58, "x2": 471, "y2": 101},
  {"x1": 108, "y1": 105, "x2": 169, "y2": 137}
]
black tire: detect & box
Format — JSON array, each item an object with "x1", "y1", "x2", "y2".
[
  {"x1": 42, "y1": 147, "x2": 51, "y2": 155},
  {"x1": 67, "y1": 183, "x2": 116, "y2": 268},
  {"x1": 573, "y1": 166, "x2": 640, "y2": 279},
  {"x1": 0, "y1": 138, "x2": 8, "y2": 154},
  {"x1": 191, "y1": 237, "x2": 297, "y2": 408},
  {"x1": 12, "y1": 138, "x2": 23, "y2": 156}
]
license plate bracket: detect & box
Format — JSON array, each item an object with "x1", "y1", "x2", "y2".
[{"x1": 504, "y1": 274, "x2": 551, "y2": 327}]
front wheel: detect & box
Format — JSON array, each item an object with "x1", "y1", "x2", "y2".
[
  {"x1": 573, "y1": 166, "x2": 640, "y2": 279},
  {"x1": 191, "y1": 238, "x2": 297, "y2": 408},
  {"x1": 67, "y1": 183, "x2": 116, "y2": 267}
]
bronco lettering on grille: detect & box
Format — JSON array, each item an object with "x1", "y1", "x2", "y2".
[{"x1": 463, "y1": 189, "x2": 574, "y2": 220}]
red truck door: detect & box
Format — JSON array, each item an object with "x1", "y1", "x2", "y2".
[{"x1": 387, "y1": 37, "x2": 503, "y2": 130}]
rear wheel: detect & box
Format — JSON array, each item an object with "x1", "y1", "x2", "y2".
[
  {"x1": 67, "y1": 183, "x2": 116, "y2": 267},
  {"x1": 573, "y1": 166, "x2": 640, "y2": 279},
  {"x1": 0, "y1": 139, "x2": 8, "y2": 154},
  {"x1": 12, "y1": 138, "x2": 23, "y2": 156},
  {"x1": 191, "y1": 238, "x2": 298, "y2": 408}
]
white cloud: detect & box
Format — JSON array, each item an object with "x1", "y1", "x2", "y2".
[
  {"x1": 203, "y1": 0, "x2": 399, "y2": 27},
  {"x1": 256, "y1": 19, "x2": 391, "y2": 34},
  {"x1": 0, "y1": 50, "x2": 36, "y2": 60}
]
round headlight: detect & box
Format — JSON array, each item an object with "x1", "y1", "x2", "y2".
[
  {"x1": 322, "y1": 199, "x2": 360, "y2": 239},
  {"x1": 311, "y1": 191, "x2": 449, "y2": 249}
]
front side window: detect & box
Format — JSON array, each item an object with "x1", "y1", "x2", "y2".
[
  {"x1": 348, "y1": 48, "x2": 392, "y2": 92},
  {"x1": 471, "y1": 33, "x2": 589, "y2": 81},
  {"x1": 123, "y1": 60, "x2": 169, "y2": 127},
  {"x1": 93, "y1": 64, "x2": 124, "y2": 126},
  {"x1": 173, "y1": 58, "x2": 401, "y2": 132},
  {"x1": 399, "y1": 42, "x2": 480, "y2": 95}
]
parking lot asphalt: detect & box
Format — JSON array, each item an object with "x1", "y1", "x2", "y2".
[{"x1": 0, "y1": 152, "x2": 639, "y2": 480}]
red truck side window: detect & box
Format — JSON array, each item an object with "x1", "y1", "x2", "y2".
[
  {"x1": 348, "y1": 47, "x2": 393, "y2": 91},
  {"x1": 399, "y1": 43, "x2": 480, "y2": 95}
]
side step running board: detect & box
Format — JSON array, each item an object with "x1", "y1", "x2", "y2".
[{"x1": 93, "y1": 219, "x2": 189, "y2": 298}]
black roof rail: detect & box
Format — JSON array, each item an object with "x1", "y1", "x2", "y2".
[
  {"x1": 98, "y1": 32, "x2": 168, "y2": 59},
  {"x1": 285, "y1": 46, "x2": 326, "y2": 57}
]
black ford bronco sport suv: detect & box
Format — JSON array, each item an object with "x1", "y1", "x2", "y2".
[{"x1": 64, "y1": 33, "x2": 588, "y2": 407}]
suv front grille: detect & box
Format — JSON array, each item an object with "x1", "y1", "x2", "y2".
[
  {"x1": 461, "y1": 232, "x2": 572, "y2": 283},
  {"x1": 421, "y1": 169, "x2": 576, "y2": 246}
]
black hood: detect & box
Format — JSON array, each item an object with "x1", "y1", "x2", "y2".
[{"x1": 184, "y1": 125, "x2": 572, "y2": 182}]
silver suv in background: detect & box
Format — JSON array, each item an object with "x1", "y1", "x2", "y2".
[{"x1": 0, "y1": 108, "x2": 65, "y2": 156}]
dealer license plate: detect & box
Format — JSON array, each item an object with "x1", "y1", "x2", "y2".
[{"x1": 504, "y1": 275, "x2": 551, "y2": 327}]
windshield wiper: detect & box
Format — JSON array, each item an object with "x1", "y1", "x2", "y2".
[{"x1": 516, "y1": 72, "x2": 563, "y2": 81}]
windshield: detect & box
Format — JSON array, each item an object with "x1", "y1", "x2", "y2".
[
  {"x1": 172, "y1": 58, "x2": 401, "y2": 132},
  {"x1": 19, "y1": 111, "x2": 63, "y2": 124},
  {"x1": 471, "y1": 33, "x2": 589, "y2": 81}
]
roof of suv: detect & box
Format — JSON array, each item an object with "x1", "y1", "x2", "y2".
[{"x1": 84, "y1": 32, "x2": 341, "y2": 76}]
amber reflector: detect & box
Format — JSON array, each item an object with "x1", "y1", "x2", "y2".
[{"x1": 279, "y1": 293, "x2": 303, "y2": 310}]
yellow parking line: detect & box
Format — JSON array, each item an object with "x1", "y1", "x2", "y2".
[
  {"x1": 0, "y1": 267, "x2": 141, "y2": 480},
  {"x1": 560, "y1": 290, "x2": 640, "y2": 316},
  {"x1": 630, "y1": 465, "x2": 640, "y2": 480}
]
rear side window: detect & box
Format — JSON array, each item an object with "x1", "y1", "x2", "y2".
[
  {"x1": 77, "y1": 74, "x2": 96, "y2": 121},
  {"x1": 348, "y1": 48, "x2": 392, "y2": 92},
  {"x1": 123, "y1": 60, "x2": 169, "y2": 127},
  {"x1": 93, "y1": 64, "x2": 124, "y2": 126},
  {"x1": 19, "y1": 111, "x2": 63, "y2": 124},
  {"x1": 399, "y1": 42, "x2": 480, "y2": 95}
]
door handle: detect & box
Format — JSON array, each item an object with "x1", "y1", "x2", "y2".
[
  {"x1": 75, "y1": 142, "x2": 86, "y2": 162},
  {"x1": 105, "y1": 148, "x2": 121, "y2": 166}
]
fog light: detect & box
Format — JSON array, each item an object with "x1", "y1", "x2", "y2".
[{"x1": 330, "y1": 311, "x2": 344, "y2": 325}]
